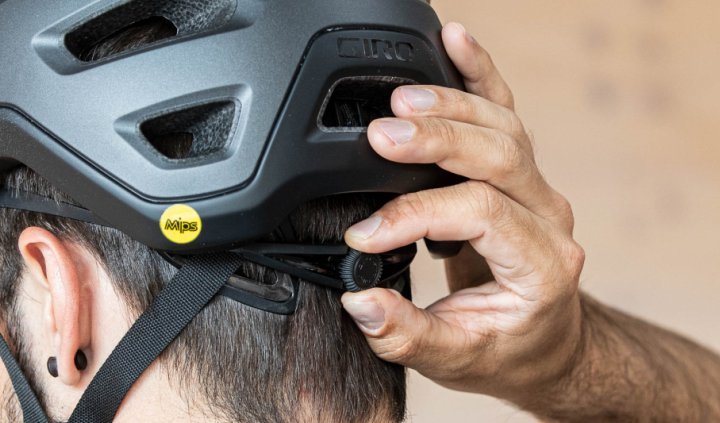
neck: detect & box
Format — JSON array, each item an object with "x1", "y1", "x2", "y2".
[
  {"x1": 4, "y1": 359, "x2": 393, "y2": 423},
  {"x1": 111, "y1": 361, "x2": 211, "y2": 423}
]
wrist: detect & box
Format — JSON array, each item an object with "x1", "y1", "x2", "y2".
[{"x1": 501, "y1": 292, "x2": 587, "y2": 406}]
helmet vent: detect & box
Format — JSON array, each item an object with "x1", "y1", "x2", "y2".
[
  {"x1": 77, "y1": 16, "x2": 178, "y2": 62},
  {"x1": 140, "y1": 101, "x2": 237, "y2": 161},
  {"x1": 318, "y1": 77, "x2": 417, "y2": 132},
  {"x1": 65, "y1": 0, "x2": 238, "y2": 62}
]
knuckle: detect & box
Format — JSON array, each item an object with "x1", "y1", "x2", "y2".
[
  {"x1": 424, "y1": 118, "x2": 466, "y2": 162},
  {"x1": 462, "y1": 99, "x2": 482, "y2": 122},
  {"x1": 426, "y1": 118, "x2": 457, "y2": 145},
  {"x1": 552, "y1": 192, "x2": 576, "y2": 230},
  {"x1": 462, "y1": 94, "x2": 488, "y2": 125},
  {"x1": 380, "y1": 333, "x2": 421, "y2": 363},
  {"x1": 465, "y1": 181, "x2": 506, "y2": 221},
  {"x1": 489, "y1": 132, "x2": 525, "y2": 179},
  {"x1": 388, "y1": 192, "x2": 435, "y2": 224},
  {"x1": 506, "y1": 112, "x2": 526, "y2": 139},
  {"x1": 555, "y1": 194, "x2": 572, "y2": 216},
  {"x1": 557, "y1": 240, "x2": 585, "y2": 296},
  {"x1": 445, "y1": 88, "x2": 474, "y2": 115},
  {"x1": 489, "y1": 85, "x2": 515, "y2": 110},
  {"x1": 567, "y1": 241, "x2": 586, "y2": 275},
  {"x1": 502, "y1": 137, "x2": 525, "y2": 170},
  {"x1": 561, "y1": 202, "x2": 575, "y2": 226},
  {"x1": 501, "y1": 91, "x2": 516, "y2": 109},
  {"x1": 386, "y1": 194, "x2": 419, "y2": 224}
]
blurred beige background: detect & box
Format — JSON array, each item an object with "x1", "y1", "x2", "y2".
[{"x1": 407, "y1": 0, "x2": 720, "y2": 421}]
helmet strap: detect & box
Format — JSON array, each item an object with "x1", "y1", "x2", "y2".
[{"x1": 0, "y1": 252, "x2": 243, "y2": 423}]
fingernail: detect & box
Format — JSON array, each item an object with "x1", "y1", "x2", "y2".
[
  {"x1": 378, "y1": 120, "x2": 415, "y2": 145},
  {"x1": 400, "y1": 86, "x2": 437, "y2": 111},
  {"x1": 347, "y1": 215, "x2": 383, "y2": 240},
  {"x1": 343, "y1": 299, "x2": 386, "y2": 331}
]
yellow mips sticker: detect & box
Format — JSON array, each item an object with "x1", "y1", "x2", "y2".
[{"x1": 159, "y1": 204, "x2": 202, "y2": 244}]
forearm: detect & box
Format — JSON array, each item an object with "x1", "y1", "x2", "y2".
[{"x1": 519, "y1": 293, "x2": 720, "y2": 422}]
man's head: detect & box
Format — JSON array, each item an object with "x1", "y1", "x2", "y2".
[
  {"x1": 0, "y1": 18, "x2": 407, "y2": 422},
  {"x1": 0, "y1": 170, "x2": 406, "y2": 423}
]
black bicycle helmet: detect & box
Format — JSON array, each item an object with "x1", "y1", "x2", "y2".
[
  {"x1": 0, "y1": 0, "x2": 463, "y2": 253},
  {"x1": 0, "y1": 1, "x2": 464, "y2": 421}
]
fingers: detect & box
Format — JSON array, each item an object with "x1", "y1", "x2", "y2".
[
  {"x1": 341, "y1": 288, "x2": 473, "y2": 372},
  {"x1": 340, "y1": 283, "x2": 549, "y2": 387},
  {"x1": 442, "y1": 22, "x2": 514, "y2": 110},
  {"x1": 390, "y1": 85, "x2": 527, "y2": 145},
  {"x1": 345, "y1": 181, "x2": 584, "y2": 298},
  {"x1": 367, "y1": 117, "x2": 567, "y2": 224},
  {"x1": 346, "y1": 181, "x2": 542, "y2": 275}
]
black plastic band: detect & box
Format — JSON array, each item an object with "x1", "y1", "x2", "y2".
[
  {"x1": 0, "y1": 335, "x2": 49, "y2": 423},
  {"x1": 233, "y1": 243, "x2": 350, "y2": 256},
  {"x1": 220, "y1": 276, "x2": 300, "y2": 315},
  {"x1": 0, "y1": 190, "x2": 105, "y2": 226},
  {"x1": 237, "y1": 250, "x2": 345, "y2": 290},
  {"x1": 67, "y1": 253, "x2": 243, "y2": 423}
]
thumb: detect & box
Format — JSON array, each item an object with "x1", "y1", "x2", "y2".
[{"x1": 341, "y1": 288, "x2": 460, "y2": 371}]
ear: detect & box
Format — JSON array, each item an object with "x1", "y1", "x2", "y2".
[{"x1": 18, "y1": 227, "x2": 91, "y2": 386}]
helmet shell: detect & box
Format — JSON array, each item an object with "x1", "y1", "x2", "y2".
[{"x1": 0, "y1": 0, "x2": 463, "y2": 252}]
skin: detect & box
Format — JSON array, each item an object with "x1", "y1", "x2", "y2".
[{"x1": 342, "y1": 22, "x2": 720, "y2": 421}]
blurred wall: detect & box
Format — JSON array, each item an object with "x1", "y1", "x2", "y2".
[{"x1": 408, "y1": 1, "x2": 720, "y2": 421}]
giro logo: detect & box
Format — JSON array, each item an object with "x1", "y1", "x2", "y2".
[
  {"x1": 337, "y1": 38, "x2": 415, "y2": 62},
  {"x1": 159, "y1": 204, "x2": 202, "y2": 244}
]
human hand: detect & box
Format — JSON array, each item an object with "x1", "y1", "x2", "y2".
[{"x1": 341, "y1": 22, "x2": 585, "y2": 402}]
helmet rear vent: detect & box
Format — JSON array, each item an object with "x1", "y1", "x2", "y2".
[
  {"x1": 318, "y1": 77, "x2": 417, "y2": 132},
  {"x1": 76, "y1": 16, "x2": 178, "y2": 62},
  {"x1": 65, "y1": 0, "x2": 238, "y2": 62},
  {"x1": 140, "y1": 101, "x2": 237, "y2": 161}
]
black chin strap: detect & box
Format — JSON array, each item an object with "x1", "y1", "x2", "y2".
[
  {"x1": 0, "y1": 335, "x2": 48, "y2": 423},
  {"x1": 0, "y1": 253, "x2": 243, "y2": 423},
  {"x1": 68, "y1": 253, "x2": 243, "y2": 423}
]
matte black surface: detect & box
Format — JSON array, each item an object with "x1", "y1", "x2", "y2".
[
  {"x1": 0, "y1": 190, "x2": 108, "y2": 226},
  {"x1": 340, "y1": 250, "x2": 383, "y2": 291},
  {"x1": 220, "y1": 276, "x2": 300, "y2": 315},
  {"x1": 0, "y1": 0, "x2": 464, "y2": 252}
]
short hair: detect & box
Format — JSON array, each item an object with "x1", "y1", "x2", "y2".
[{"x1": 0, "y1": 19, "x2": 406, "y2": 423}]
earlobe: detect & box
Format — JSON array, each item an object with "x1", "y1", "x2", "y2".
[{"x1": 18, "y1": 227, "x2": 90, "y2": 386}]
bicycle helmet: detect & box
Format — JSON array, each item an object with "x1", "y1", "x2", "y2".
[
  {"x1": 0, "y1": 0, "x2": 463, "y2": 253},
  {"x1": 0, "y1": 0, "x2": 464, "y2": 421}
]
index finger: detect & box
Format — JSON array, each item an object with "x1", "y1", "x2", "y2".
[{"x1": 442, "y1": 22, "x2": 515, "y2": 110}]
